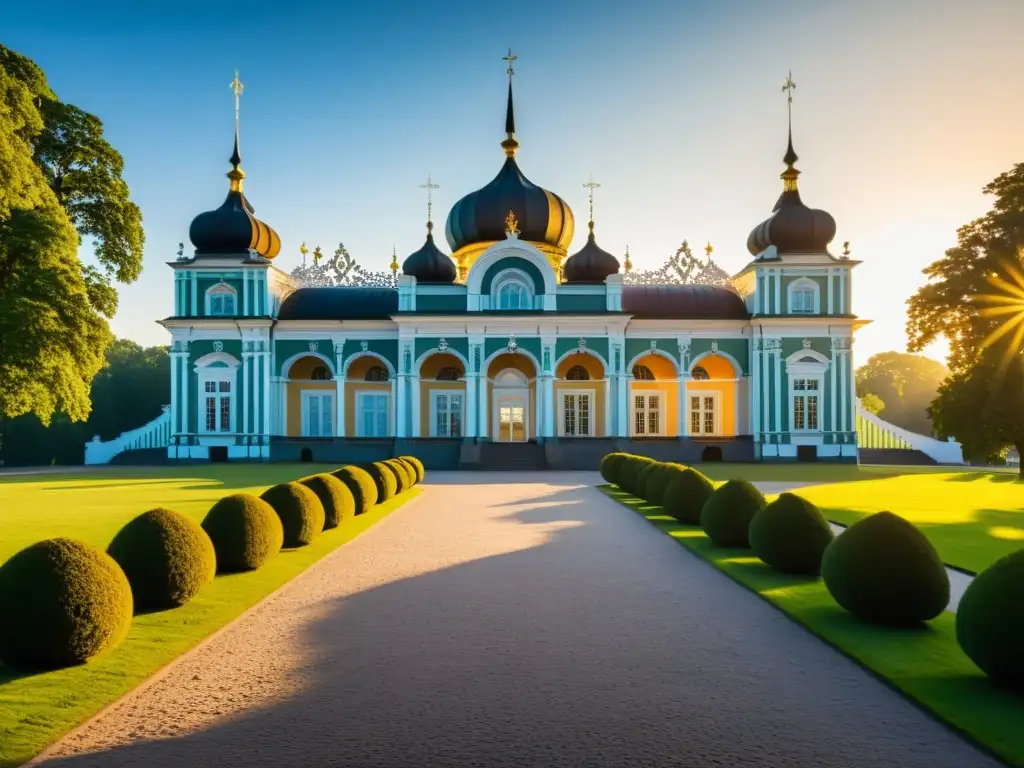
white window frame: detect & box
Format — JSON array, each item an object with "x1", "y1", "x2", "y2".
[
  {"x1": 355, "y1": 391, "x2": 391, "y2": 437},
  {"x1": 786, "y1": 351, "x2": 829, "y2": 440},
  {"x1": 429, "y1": 389, "x2": 465, "y2": 438},
  {"x1": 205, "y1": 282, "x2": 238, "y2": 317},
  {"x1": 787, "y1": 277, "x2": 820, "y2": 315},
  {"x1": 631, "y1": 389, "x2": 667, "y2": 437},
  {"x1": 688, "y1": 390, "x2": 721, "y2": 436},
  {"x1": 197, "y1": 368, "x2": 237, "y2": 435},
  {"x1": 490, "y1": 268, "x2": 536, "y2": 311},
  {"x1": 300, "y1": 390, "x2": 335, "y2": 437},
  {"x1": 559, "y1": 388, "x2": 596, "y2": 437}
]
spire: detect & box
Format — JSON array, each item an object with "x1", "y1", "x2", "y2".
[
  {"x1": 501, "y1": 48, "x2": 519, "y2": 158},
  {"x1": 623, "y1": 245, "x2": 632, "y2": 273},
  {"x1": 780, "y1": 70, "x2": 800, "y2": 193},
  {"x1": 228, "y1": 69, "x2": 246, "y2": 193},
  {"x1": 390, "y1": 244, "x2": 399, "y2": 274},
  {"x1": 583, "y1": 175, "x2": 601, "y2": 238},
  {"x1": 420, "y1": 173, "x2": 440, "y2": 238}
]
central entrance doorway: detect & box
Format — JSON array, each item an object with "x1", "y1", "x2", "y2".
[{"x1": 492, "y1": 368, "x2": 530, "y2": 442}]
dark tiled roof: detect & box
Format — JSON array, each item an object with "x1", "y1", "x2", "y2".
[
  {"x1": 277, "y1": 287, "x2": 399, "y2": 320},
  {"x1": 622, "y1": 285, "x2": 749, "y2": 319}
]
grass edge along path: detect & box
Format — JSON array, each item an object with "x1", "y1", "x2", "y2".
[
  {"x1": 598, "y1": 485, "x2": 1024, "y2": 768},
  {"x1": 0, "y1": 489, "x2": 421, "y2": 768}
]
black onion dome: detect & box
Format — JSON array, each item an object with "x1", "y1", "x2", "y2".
[
  {"x1": 189, "y1": 138, "x2": 281, "y2": 259},
  {"x1": 746, "y1": 132, "x2": 836, "y2": 257},
  {"x1": 563, "y1": 221, "x2": 620, "y2": 282},
  {"x1": 402, "y1": 223, "x2": 456, "y2": 283}
]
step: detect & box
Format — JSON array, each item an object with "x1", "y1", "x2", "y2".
[{"x1": 858, "y1": 448, "x2": 937, "y2": 466}]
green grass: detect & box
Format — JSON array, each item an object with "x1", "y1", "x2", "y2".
[
  {"x1": 600, "y1": 485, "x2": 1024, "y2": 768},
  {"x1": 0, "y1": 465, "x2": 419, "y2": 768}
]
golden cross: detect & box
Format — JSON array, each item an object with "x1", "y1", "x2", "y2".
[
  {"x1": 582, "y1": 175, "x2": 601, "y2": 224},
  {"x1": 781, "y1": 70, "x2": 796, "y2": 130},
  {"x1": 503, "y1": 48, "x2": 517, "y2": 78},
  {"x1": 420, "y1": 173, "x2": 440, "y2": 224},
  {"x1": 230, "y1": 69, "x2": 244, "y2": 137}
]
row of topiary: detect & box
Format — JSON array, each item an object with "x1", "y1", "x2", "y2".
[
  {"x1": 0, "y1": 456, "x2": 426, "y2": 671},
  {"x1": 600, "y1": 452, "x2": 1023, "y2": 694}
]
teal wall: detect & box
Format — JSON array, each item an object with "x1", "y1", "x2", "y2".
[
  {"x1": 625, "y1": 338, "x2": 678, "y2": 368},
  {"x1": 484, "y1": 336, "x2": 542, "y2": 368},
  {"x1": 414, "y1": 336, "x2": 470, "y2": 364},
  {"x1": 690, "y1": 338, "x2": 748, "y2": 376},
  {"x1": 174, "y1": 268, "x2": 270, "y2": 318},
  {"x1": 779, "y1": 275, "x2": 828, "y2": 314},
  {"x1": 554, "y1": 337, "x2": 610, "y2": 369},
  {"x1": 556, "y1": 293, "x2": 606, "y2": 312},
  {"x1": 479, "y1": 257, "x2": 547, "y2": 295},
  {"x1": 416, "y1": 293, "x2": 466, "y2": 312}
]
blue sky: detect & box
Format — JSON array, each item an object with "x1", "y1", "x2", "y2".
[{"x1": 5, "y1": 0, "x2": 1023, "y2": 362}]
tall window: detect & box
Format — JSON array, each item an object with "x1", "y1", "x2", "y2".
[
  {"x1": 788, "y1": 278, "x2": 819, "y2": 315},
  {"x1": 436, "y1": 366, "x2": 461, "y2": 381},
  {"x1": 311, "y1": 365, "x2": 331, "y2": 380},
  {"x1": 364, "y1": 365, "x2": 389, "y2": 382},
  {"x1": 566, "y1": 365, "x2": 590, "y2": 381},
  {"x1": 203, "y1": 379, "x2": 233, "y2": 433},
  {"x1": 690, "y1": 394, "x2": 717, "y2": 435},
  {"x1": 632, "y1": 365, "x2": 655, "y2": 381},
  {"x1": 432, "y1": 392, "x2": 463, "y2": 437},
  {"x1": 206, "y1": 284, "x2": 237, "y2": 316},
  {"x1": 562, "y1": 393, "x2": 591, "y2": 436},
  {"x1": 496, "y1": 279, "x2": 532, "y2": 310},
  {"x1": 633, "y1": 394, "x2": 661, "y2": 436},
  {"x1": 357, "y1": 393, "x2": 390, "y2": 437},
  {"x1": 792, "y1": 377, "x2": 821, "y2": 431}
]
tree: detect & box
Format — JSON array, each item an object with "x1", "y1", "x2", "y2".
[
  {"x1": 855, "y1": 352, "x2": 948, "y2": 435},
  {"x1": 859, "y1": 393, "x2": 885, "y2": 416}
]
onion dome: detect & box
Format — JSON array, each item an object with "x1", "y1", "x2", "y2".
[
  {"x1": 746, "y1": 113, "x2": 836, "y2": 257},
  {"x1": 189, "y1": 131, "x2": 281, "y2": 258},
  {"x1": 445, "y1": 56, "x2": 574, "y2": 265},
  {"x1": 402, "y1": 222, "x2": 456, "y2": 283},
  {"x1": 563, "y1": 221, "x2": 619, "y2": 283}
]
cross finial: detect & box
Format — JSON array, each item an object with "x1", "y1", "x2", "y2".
[
  {"x1": 503, "y1": 47, "x2": 517, "y2": 78},
  {"x1": 230, "y1": 69, "x2": 244, "y2": 137},
  {"x1": 780, "y1": 70, "x2": 800, "y2": 182},
  {"x1": 420, "y1": 172, "x2": 440, "y2": 227},
  {"x1": 583, "y1": 175, "x2": 601, "y2": 228},
  {"x1": 390, "y1": 244, "x2": 399, "y2": 273},
  {"x1": 227, "y1": 69, "x2": 246, "y2": 190},
  {"x1": 705, "y1": 241, "x2": 714, "y2": 259}
]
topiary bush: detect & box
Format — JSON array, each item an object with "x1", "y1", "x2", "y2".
[
  {"x1": 661, "y1": 467, "x2": 715, "y2": 524},
  {"x1": 599, "y1": 452, "x2": 630, "y2": 485},
  {"x1": 700, "y1": 479, "x2": 766, "y2": 548},
  {"x1": 362, "y1": 461, "x2": 398, "y2": 503},
  {"x1": 646, "y1": 462, "x2": 687, "y2": 507},
  {"x1": 399, "y1": 455, "x2": 425, "y2": 484},
  {"x1": 260, "y1": 482, "x2": 325, "y2": 548},
  {"x1": 0, "y1": 538, "x2": 133, "y2": 668},
  {"x1": 385, "y1": 459, "x2": 413, "y2": 493},
  {"x1": 619, "y1": 455, "x2": 656, "y2": 496},
  {"x1": 299, "y1": 473, "x2": 356, "y2": 529},
  {"x1": 956, "y1": 549, "x2": 1024, "y2": 691},
  {"x1": 636, "y1": 461, "x2": 664, "y2": 502},
  {"x1": 107, "y1": 508, "x2": 217, "y2": 611},
  {"x1": 821, "y1": 511, "x2": 949, "y2": 626},
  {"x1": 202, "y1": 493, "x2": 284, "y2": 572},
  {"x1": 749, "y1": 493, "x2": 834, "y2": 575},
  {"x1": 332, "y1": 465, "x2": 379, "y2": 514}
]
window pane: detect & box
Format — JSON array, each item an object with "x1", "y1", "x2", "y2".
[
  {"x1": 205, "y1": 397, "x2": 216, "y2": 431},
  {"x1": 648, "y1": 408, "x2": 659, "y2": 435},
  {"x1": 224, "y1": 295, "x2": 235, "y2": 314},
  {"x1": 579, "y1": 395, "x2": 589, "y2": 436},
  {"x1": 794, "y1": 395, "x2": 805, "y2": 430},
  {"x1": 322, "y1": 396, "x2": 333, "y2": 436},
  {"x1": 220, "y1": 397, "x2": 231, "y2": 431},
  {"x1": 309, "y1": 396, "x2": 321, "y2": 436},
  {"x1": 206, "y1": 381, "x2": 217, "y2": 393},
  {"x1": 219, "y1": 381, "x2": 231, "y2": 392},
  {"x1": 211, "y1": 295, "x2": 222, "y2": 315},
  {"x1": 704, "y1": 408, "x2": 714, "y2": 434},
  {"x1": 808, "y1": 395, "x2": 819, "y2": 430}
]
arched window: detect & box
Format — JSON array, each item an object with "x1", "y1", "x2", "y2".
[
  {"x1": 691, "y1": 366, "x2": 710, "y2": 380},
  {"x1": 565, "y1": 365, "x2": 590, "y2": 381},
  {"x1": 436, "y1": 366, "x2": 461, "y2": 381},
  {"x1": 205, "y1": 283, "x2": 237, "y2": 316},
  {"x1": 497, "y1": 279, "x2": 532, "y2": 310},
  {"x1": 632, "y1": 364, "x2": 655, "y2": 380},
  {"x1": 311, "y1": 365, "x2": 331, "y2": 381},
  {"x1": 788, "y1": 278, "x2": 820, "y2": 315},
  {"x1": 365, "y1": 365, "x2": 389, "y2": 382}
]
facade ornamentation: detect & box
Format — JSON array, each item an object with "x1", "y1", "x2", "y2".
[
  {"x1": 622, "y1": 240, "x2": 729, "y2": 286},
  {"x1": 507, "y1": 334, "x2": 518, "y2": 354},
  {"x1": 360, "y1": 341, "x2": 369, "y2": 352},
  {"x1": 711, "y1": 340, "x2": 719, "y2": 354},
  {"x1": 802, "y1": 338, "x2": 812, "y2": 349},
  {"x1": 212, "y1": 340, "x2": 223, "y2": 353},
  {"x1": 333, "y1": 341, "x2": 345, "y2": 356},
  {"x1": 649, "y1": 340, "x2": 657, "y2": 351},
  {"x1": 290, "y1": 242, "x2": 398, "y2": 289},
  {"x1": 438, "y1": 336, "x2": 448, "y2": 352},
  {"x1": 309, "y1": 341, "x2": 318, "y2": 353},
  {"x1": 577, "y1": 337, "x2": 587, "y2": 354},
  {"x1": 473, "y1": 346, "x2": 482, "y2": 372}
]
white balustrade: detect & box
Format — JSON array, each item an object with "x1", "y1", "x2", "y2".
[{"x1": 84, "y1": 406, "x2": 172, "y2": 465}]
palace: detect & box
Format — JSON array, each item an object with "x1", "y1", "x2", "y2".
[{"x1": 159, "y1": 62, "x2": 864, "y2": 468}]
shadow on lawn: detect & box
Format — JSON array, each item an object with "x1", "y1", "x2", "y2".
[
  {"x1": 944, "y1": 472, "x2": 1020, "y2": 484},
  {"x1": 29, "y1": 483, "x2": 1000, "y2": 768}
]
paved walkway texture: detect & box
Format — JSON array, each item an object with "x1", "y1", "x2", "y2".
[{"x1": 35, "y1": 472, "x2": 999, "y2": 768}]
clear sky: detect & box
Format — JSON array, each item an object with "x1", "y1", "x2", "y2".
[{"x1": 4, "y1": 0, "x2": 1023, "y2": 366}]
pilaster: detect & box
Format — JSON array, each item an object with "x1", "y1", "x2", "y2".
[{"x1": 334, "y1": 340, "x2": 346, "y2": 437}]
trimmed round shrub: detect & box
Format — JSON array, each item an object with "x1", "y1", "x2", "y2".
[
  {"x1": 637, "y1": 461, "x2": 664, "y2": 502},
  {"x1": 646, "y1": 462, "x2": 687, "y2": 507},
  {"x1": 599, "y1": 452, "x2": 630, "y2": 485},
  {"x1": 385, "y1": 459, "x2": 413, "y2": 493},
  {"x1": 822, "y1": 511, "x2": 949, "y2": 626},
  {"x1": 662, "y1": 467, "x2": 715, "y2": 524},
  {"x1": 260, "y1": 482, "x2": 325, "y2": 548},
  {"x1": 700, "y1": 479, "x2": 766, "y2": 548},
  {"x1": 332, "y1": 465, "x2": 378, "y2": 514},
  {"x1": 956, "y1": 549, "x2": 1024, "y2": 691},
  {"x1": 619, "y1": 455, "x2": 656, "y2": 496},
  {"x1": 202, "y1": 493, "x2": 284, "y2": 572},
  {"x1": 299, "y1": 473, "x2": 356, "y2": 529},
  {"x1": 399, "y1": 455, "x2": 425, "y2": 484},
  {"x1": 362, "y1": 461, "x2": 398, "y2": 503},
  {"x1": 107, "y1": 508, "x2": 217, "y2": 611},
  {"x1": 0, "y1": 538, "x2": 133, "y2": 668},
  {"x1": 749, "y1": 493, "x2": 834, "y2": 575}
]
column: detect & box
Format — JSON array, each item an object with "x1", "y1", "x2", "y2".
[
  {"x1": 390, "y1": 378, "x2": 398, "y2": 437},
  {"x1": 411, "y1": 376, "x2": 422, "y2": 438},
  {"x1": 751, "y1": 339, "x2": 761, "y2": 441},
  {"x1": 542, "y1": 376, "x2": 555, "y2": 438},
  {"x1": 170, "y1": 346, "x2": 180, "y2": 435},
  {"x1": 761, "y1": 343, "x2": 771, "y2": 442},
  {"x1": 190, "y1": 272, "x2": 198, "y2": 316},
  {"x1": 477, "y1": 351, "x2": 489, "y2": 440},
  {"x1": 774, "y1": 268, "x2": 782, "y2": 315},
  {"x1": 243, "y1": 271, "x2": 250, "y2": 316},
  {"x1": 334, "y1": 342, "x2": 345, "y2": 437},
  {"x1": 180, "y1": 347, "x2": 190, "y2": 440},
  {"x1": 465, "y1": 344, "x2": 478, "y2": 438},
  {"x1": 396, "y1": 375, "x2": 408, "y2": 437},
  {"x1": 830, "y1": 339, "x2": 839, "y2": 436},
  {"x1": 242, "y1": 345, "x2": 251, "y2": 438},
  {"x1": 262, "y1": 346, "x2": 271, "y2": 442},
  {"x1": 773, "y1": 344, "x2": 783, "y2": 434},
  {"x1": 839, "y1": 346, "x2": 849, "y2": 433},
  {"x1": 602, "y1": 377, "x2": 611, "y2": 437},
  {"x1": 677, "y1": 376, "x2": 688, "y2": 437},
  {"x1": 846, "y1": 339, "x2": 856, "y2": 435}
]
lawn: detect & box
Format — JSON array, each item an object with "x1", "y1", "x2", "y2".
[
  {"x1": 601, "y1": 486, "x2": 1024, "y2": 768},
  {"x1": 0, "y1": 465, "x2": 419, "y2": 768}
]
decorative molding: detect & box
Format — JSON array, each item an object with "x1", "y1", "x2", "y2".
[
  {"x1": 333, "y1": 341, "x2": 345, "y2": 357},
  {"x1": 649, "y1": 340, "x2": 658, "y2": 351},
  {"x1": 309, "y1": 341, "x2": 319, "y2": 353},
  {"x1": 577, "y1": 337, "x2": 587, "y2": 354},
  {"x1": 438, "y1": 336, "x2": 448, "y2": 352},
  {"x1": 710, "y1": 340, "x2": 719, "y2": 354},
  {"x1": 290, "y1": 242, "x2": 397, "y2": 288},
  {"x1": 212, "y1": 341, "x2": 224, "y2": 353},
  {"x1": 360, "y1": 341, "x2": 369, "y2": 352},
  {"x1": 802, "y1": 338, "x2": 812, "y2": 349},
  {"x1": 507, "y1": 334, "x2": 519, "y2": 355}
]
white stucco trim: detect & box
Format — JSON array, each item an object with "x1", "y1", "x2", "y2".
[
  {"x1": 279, "y1": 350, "x2": 337, "y2": 379},
  {"x1": 414, "y1": 347, "x2": 471, "y2": 376},
  {"x1": 625, "y1": 348, "x2": 679, "y2": 377},
  {"x1": 342, "y1": 351, "x2": 397, "y2": 379},
  {"x1": 553, "y1": 347, "x2": 609, "y2": 374},
  {"x1": 689, "y1": 350, "x2": 742, "y2": 378}
]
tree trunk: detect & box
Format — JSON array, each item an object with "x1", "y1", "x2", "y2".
[{"x1": 1016, "y1": 440, "x2": 1024, "y2": 480}]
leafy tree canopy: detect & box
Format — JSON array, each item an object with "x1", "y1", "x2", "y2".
[
  {"x1": 855, "y1": 352, "x2": 948, "y2": 435},
  {"x1": 859, "y1": 392, "x2": 885, "y2": 416}
]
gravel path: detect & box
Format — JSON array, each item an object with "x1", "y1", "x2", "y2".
[{"x1": 34, "y1": 472, "x2": 999, "y2": 768}]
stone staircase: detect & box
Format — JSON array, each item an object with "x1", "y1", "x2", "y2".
[
  {"x1": 858, "y1": 448, "x2": 937, "y2": 466},
  {"x1": 478, "y1": 441, "x2": 548, "y2": 471}
]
